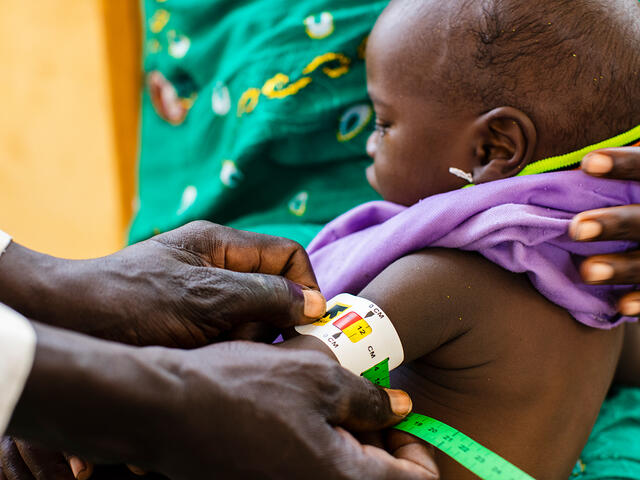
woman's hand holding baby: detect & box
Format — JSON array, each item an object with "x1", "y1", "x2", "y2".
[{"x1": 571, "y1": 148, "x2": 640, "y2": 316}]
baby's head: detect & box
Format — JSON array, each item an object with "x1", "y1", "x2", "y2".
[{"x1": 365, "y1": 0, "x2": 640, "y2": 205}]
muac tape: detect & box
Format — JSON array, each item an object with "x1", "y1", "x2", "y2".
[
  {"x1": 299, "y1": 293, "x2": 535, "y2": 480},
  {"x1": 295, "y1": 293, "x2": 404, "y2": 376},
  {"x1": 363, "y1": 359, "x2": 536, "y2": 480}
]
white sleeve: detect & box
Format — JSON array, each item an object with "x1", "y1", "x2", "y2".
[
  {"x1": 0, "y1": 230, "x2": 10, "y2": 255},
  {"x1": 0, "y1": 304, "x2": 36, "y2": 435},
  {"x1": 0, "y1": 231, "x2": 37, "y2": 434}
]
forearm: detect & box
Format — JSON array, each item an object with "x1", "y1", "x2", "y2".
[
  {"x1": 0, "y1": 242, "x2": 84, "y2": 328},
  {"x1": 0, "y1": 242, "x2": 131, "y2": 337},
  {"x1": 7, "y1": 323, "x2": 183, "y2": 468}
]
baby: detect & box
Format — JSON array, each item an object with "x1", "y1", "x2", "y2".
[{"x1": 284, "y1": 0, "x2": 640, "y2": 478}]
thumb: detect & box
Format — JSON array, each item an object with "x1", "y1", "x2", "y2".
[
  {"x1": 328, "y1": 370, "x2": 413, "y2": 432},
  {"x1": 217, "y1": 269, "x2": 326, "y2": 329}
]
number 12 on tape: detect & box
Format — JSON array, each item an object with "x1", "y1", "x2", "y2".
[{"x1": 362, "y1": 360, "x2": 536, "y2": 480}]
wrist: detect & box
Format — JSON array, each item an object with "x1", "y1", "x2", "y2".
[
  {"x1": 0, "y1": 242, "x2": 119, "y2": 334},
  {"x1": 0, "y1": 242, "x2": 69, "y2": 322}
]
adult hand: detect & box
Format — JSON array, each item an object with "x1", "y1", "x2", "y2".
[
  {"x1": 158, "y1": 342, "x2": 438, "y2": 480},
  {"x1": 8, "y1": 327, "x2": 439, "y2": 480},
  {"x1": 0, "y1": 439, "x2": 93, "y2": 480},
  {"x1": 1, "y1": 432, "x2": 439, "y2": 480},
  {"x1": 569, "y1": 148, "x2": 640, "y2": 315},
  {"x1": 0, "y1": 221, "x2": 326, "y2": 348}
]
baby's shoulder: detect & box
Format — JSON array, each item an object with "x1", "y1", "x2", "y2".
[{"x1": 360, "y1": 247, "x2": 570, "y2": 360}]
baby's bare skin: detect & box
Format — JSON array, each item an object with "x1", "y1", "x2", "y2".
[
  {"x1": 285, "y1": 248, "x2": 624, "y2": 479},
  {"x1": 364, "y1": 249, "x2": 624, "y2": 479}
]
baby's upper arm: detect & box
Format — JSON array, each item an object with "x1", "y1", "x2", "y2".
[{"x1": 358, "y1": 248, "x2": 496, "y2": 363}]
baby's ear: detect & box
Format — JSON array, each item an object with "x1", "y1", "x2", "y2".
[{"x1": 471, "y1": 107, "x2": 537, "y2": 184}]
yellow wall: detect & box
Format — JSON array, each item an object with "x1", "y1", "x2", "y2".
[{"x1": 0, "y1": 0, "x2": 140, "y2": 259}]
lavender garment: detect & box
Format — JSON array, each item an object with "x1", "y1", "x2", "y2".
[{"x1": 308, "y1": 171, "x2": 640, "y2": 329}]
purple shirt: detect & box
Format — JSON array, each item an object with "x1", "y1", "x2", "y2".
[{"x1": 308, "y1": 171, "x2": 639, "y2": 329}]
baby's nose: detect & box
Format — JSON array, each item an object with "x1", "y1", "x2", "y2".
[{"x1": 366, "y1": 132, "x2": 378, "y2": 158}]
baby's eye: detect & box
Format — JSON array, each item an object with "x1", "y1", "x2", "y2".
[{"x1": 374, "y1": 120, "x2": 390, "y2": 137}]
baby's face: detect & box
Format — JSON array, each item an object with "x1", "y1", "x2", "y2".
[{"x1": 365, "y1": 2, "x2": 473, "y2": 206}]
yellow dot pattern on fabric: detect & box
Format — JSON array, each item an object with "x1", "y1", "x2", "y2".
[
  {"x1": 304, "y1": 12, "x2": 335, "y2": 39},
  {"x1": 302, "y1": 52, "x2": 351, "y2": 78},
  {"x1": 236, "y1": 51, "x2": 352, "y2": 117},
  {"x1": 149, "y1": 9, "x2": 170, "y2": 34},
  {"x1": 237, "y1": 88, "x2": 261, "y2": 116},
  {"x1": 262, "y1": 73, "x2": 313, "y2": 99}
]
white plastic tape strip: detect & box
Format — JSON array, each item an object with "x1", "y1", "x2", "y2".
[
  {"x1": 0, "y1": 230, "x2": 11, "y2": 257},
  {"x1": 296, "y1": 293, "x2": 404, "y2": 376}
]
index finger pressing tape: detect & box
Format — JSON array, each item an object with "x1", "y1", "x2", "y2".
[{"x1": 295, "y1": 293, "x2": 404, "y2": 376}]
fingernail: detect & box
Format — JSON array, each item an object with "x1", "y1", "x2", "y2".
[
  {"x1": 621, "y1": 300, "x2": 640, "y2": 316},
  {"x1": 384, "y1": 388, "x2": 413, "y2": 417},
  {"x1": 572, "y1": 220, "x2": 603, "y2": 241},
  {"x1": 583, "y1": 153, "x2": 613, "y2": 174},
  {"x1": 77, "y1": 465, "x2": 93, "y2": 480},
  {"x1": 303, "y1": 290, "x2": 326, "y2": 318},
  {"x1": 584, "y1": 262, "x2": 615, "y2": 282},
  {"x1": 69, "y1": 456, "x2": 87, "y2": 480}
]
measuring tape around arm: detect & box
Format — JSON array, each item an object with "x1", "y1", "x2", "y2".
[
  {"x1": 362, "y1": 360, "x2": 536, "y2": 480},
  {"x1": 297, "y1": 294, "x2": 536, "y2": 480}
]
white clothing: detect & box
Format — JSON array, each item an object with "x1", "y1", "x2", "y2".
[{"x1": 0, "y1": 232, "x2": 36, "y2": 434}]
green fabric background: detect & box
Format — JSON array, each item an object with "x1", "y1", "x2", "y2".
[{"x1": 131, "y1": 0, "x2": 387, "y2": 246}]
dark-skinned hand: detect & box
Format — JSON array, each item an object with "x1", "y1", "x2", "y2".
[
  {"x1": 569, "y1": 148, "x2": 640, "y2": 316},
  {"x1": 0, "y1": 221, "x2": 327, "y2": 348},
  {"x1": 142, "y1": 342, "x2": 440, "y2": 480},
  {"x1": 7, "y1": 327, "x2": 440, "y2": 480}
]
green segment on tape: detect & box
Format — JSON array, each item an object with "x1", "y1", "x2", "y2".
[
  {"x1": 394, "y1": 414, "x2": 535, "y2": 480},
  {"x1": 362, "y1": 358, "x2": 391, "y2": 388},
  {"x1": 362, "y1": 359, "x2": 535, "y2": 480}
]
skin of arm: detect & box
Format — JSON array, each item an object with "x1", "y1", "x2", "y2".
[{"x1": 287, "y1": 248, "x2": 624, "y2": 480}]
